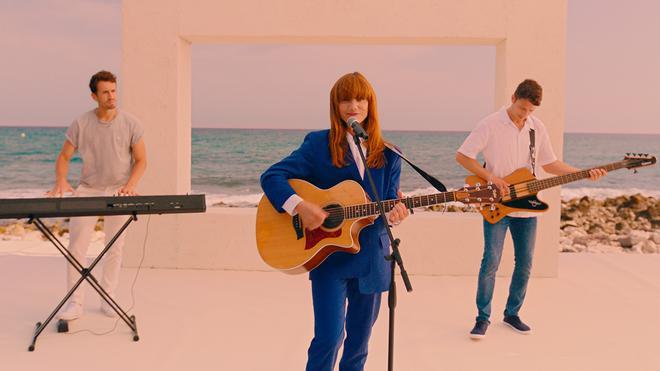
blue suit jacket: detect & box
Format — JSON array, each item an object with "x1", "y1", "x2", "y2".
[{"x1": 260, "y1": 130, "x2": 401, "y2": 294}]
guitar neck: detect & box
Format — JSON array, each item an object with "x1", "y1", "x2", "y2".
[
  {"x1": 526, "y1": 161, "x2": 627, "y2": 193},
  {"x1": 345, "y1": 191, "x2": 457, "y2": 219}
]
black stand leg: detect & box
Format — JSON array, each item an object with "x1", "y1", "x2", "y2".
[
  {"x1": 351, "y1": 132, "x2": 412, "y2": 371},
  {"x1": 388, "y1": 255, "x2": 396, "y2": 370},
  {"x1": 27, "y1": 215, "x2": 139, "y2": 351}
]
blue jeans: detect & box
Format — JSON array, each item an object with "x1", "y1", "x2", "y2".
[
  {"x1": 306, "y1": 278, "x2": 381, "y2": 371},
  {"x1": 476, "y1": 216, "x2": 537, "y2": 322}
]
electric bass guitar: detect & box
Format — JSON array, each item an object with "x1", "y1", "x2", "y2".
[
  {"x1": 256, "y1": 179, "x2": 499, "y2": 274},
  {"x1": 465, "y1": 154, "x2": 656, "y2": 224}
]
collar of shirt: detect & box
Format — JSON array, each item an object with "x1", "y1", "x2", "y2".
[
  {"x1": 498, "y1": 106, "x2": 533, "y2": 131},
  {"x1": 345, "y1": 132, "x2": 366, "y2": 179}
]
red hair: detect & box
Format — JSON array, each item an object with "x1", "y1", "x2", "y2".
[{"x1": 328, "y1": 72, "x2": 386, "y2": 168}]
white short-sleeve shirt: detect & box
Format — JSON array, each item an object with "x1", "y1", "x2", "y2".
[{"x1": 458, "y1": 107, "x2": 557, "y2": 217}]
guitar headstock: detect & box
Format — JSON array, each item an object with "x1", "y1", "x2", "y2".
[
  {"x1": 454, "y1": 183, "x2": 502, "y2": 205},
  {"x1": 623, "y1": 153, "x2": 656, "y2": 170}
]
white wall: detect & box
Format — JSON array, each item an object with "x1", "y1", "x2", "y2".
[{"x1": 122, "y1": 0, "x2": 566, "y2": 276}]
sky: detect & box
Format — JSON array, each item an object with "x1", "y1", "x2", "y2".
[{"x1": 0, "y1": 0, "x2": 658, "y2": 134}]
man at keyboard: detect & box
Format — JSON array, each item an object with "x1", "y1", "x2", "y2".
[{"x1": 47, "y1": 70, "x2": 147, "y2": 320}]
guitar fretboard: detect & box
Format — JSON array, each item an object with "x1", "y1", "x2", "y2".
[
  {"x1": 344, "y1": 192, "x2": 456, "y2": 219},
  {"x1": 525, "y1": 161, "x2": 626, "y2": 194}
]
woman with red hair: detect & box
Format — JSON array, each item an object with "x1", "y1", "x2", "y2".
[{"x1": 261, "y1": 72, "x2": 409, "y2": 371}]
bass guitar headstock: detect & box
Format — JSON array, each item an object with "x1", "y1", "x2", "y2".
[{"x1": 623, "y1": 153, "x2": 656, "y2": 171}]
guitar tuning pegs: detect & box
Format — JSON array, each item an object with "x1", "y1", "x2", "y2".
[{"x1": 475, "y1": 182, "x2": 481, "y2": 187}]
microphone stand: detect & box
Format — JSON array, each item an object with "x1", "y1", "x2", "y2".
[{"x1": 351, "y1": 131, "x2": 412, "y2": 371}]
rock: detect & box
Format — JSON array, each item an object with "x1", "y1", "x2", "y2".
[
  {"x1": 601, "y1": 222, "x2": 616, "y2": 234},
  {"x1": 635, "y1": 218, "x2": 652, "y2": 231},
  {"x1": 573, "y1": 235, "x2": 591, "y2": 246},
  {"x1": 591, "y1": 232, "x2": 610, "y2": 242},
  {"x1": 619, "y1": 231, "x2": 649, "y2": 247},
  {"x1": 6, "y1": 223, "x2": 26, "y2": 237},
  {"x1": 626, "y1": 242, "x2": 644, "y2": 254},
  {"x1": 620, "y1": 194, "x2": 648, "y2": 211},
  {"x1": 577, "y1": 196, "x2": 592, "y2": 213},
  {"x1": 617, "y1": 208, "x2": 636, "y2": 221},
  {"x1": 573, "y1": 244, "x2": 587, "y2": 252},
  {"x1": 652, "y1": 218, "x2": 660, "y2": 229},
  {"x1": 615, "y1": 221, "x2": 630, "y2": 232},
  {"x1": 652, "y1": 232, "x2": 660, "y2": 244},
  {"x1": 587, "y1": 224, "x2": 605, "y2": 235},
  {"x1": 619, "y1": 237, "x2": 633, "y2": 248},
  {"x1": 640, "y1": 240, "x2": 658, "y2": 254},
  {"x1": 604, "y1": 195, "x2": 628, "y2": 208}
]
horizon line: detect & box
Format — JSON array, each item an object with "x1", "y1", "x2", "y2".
[{"x1": 0, "y1": 124, "x2": 658, "y2": 136}]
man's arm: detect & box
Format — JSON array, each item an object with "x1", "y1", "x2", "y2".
[
  {"x1": 118, "y1": 138, "x2": 147, "y2": 196},
  {"x1": 542, "y1": 160, "x2": 607, "y2": 179},
  {"x1": 456, "y1": 152, "x2": 511, "y2": 195},
  {"x1": 47, "y1": 140, "x2": 76, "y2": 197},
  {"x1": 456, "y1": 152, "x2": 491, "y2": 180}
]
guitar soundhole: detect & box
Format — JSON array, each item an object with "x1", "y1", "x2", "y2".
[{"x1": 322, "y1": 203, "x2": 344, "y2": 229}]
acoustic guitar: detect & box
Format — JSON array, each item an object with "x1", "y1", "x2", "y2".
[
  {"x1": 465, "y1": 154, "x2": 656, "y2": 224},
  {"x1": 256, "y1": 179, "x2": 499, "y2": 274}
]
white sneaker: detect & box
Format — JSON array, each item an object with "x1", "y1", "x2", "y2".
[
  {"x1": 59, "y1": 302, "x2": 83, "y2": 321},
  {"x1": 100, "y1": 301, "x2": 119, "y2": 318}
]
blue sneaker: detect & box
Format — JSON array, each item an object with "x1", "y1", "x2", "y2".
[
  {"x1": 469, "y1": 319, "x2": 490, "y2": 339},
  {"x1": 503, "y1": 316, "x2": 531, "y2": 334}
]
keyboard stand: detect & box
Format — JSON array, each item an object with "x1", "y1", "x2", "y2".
[{"x1": 26, "y1": 214, "x2": 140, "y2": 351}]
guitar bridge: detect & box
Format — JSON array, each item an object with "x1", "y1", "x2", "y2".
[{"x1": 292, "y1": 215, "x2": 304, "y2": 240}]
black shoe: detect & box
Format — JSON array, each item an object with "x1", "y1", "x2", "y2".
[
  {"x1": 469, "y1": 319, "x2": 490, "y2": 339},
  {"x1": 503, "y1": 315, "x2": 531, "y2": 334}
]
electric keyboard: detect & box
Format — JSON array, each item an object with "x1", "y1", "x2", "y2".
[{"x1": 0, "y1": 194, "x2": 206, "y2": 219}]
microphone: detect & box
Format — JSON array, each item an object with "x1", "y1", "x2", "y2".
[{"x1": 346, "y1": 117, "x2": 369, "y2": 140}]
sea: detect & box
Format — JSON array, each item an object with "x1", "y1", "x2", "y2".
[{"x1": 1, "y1": 127, "x2": 658, "y2": 207}]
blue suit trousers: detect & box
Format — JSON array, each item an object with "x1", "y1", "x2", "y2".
[{"x1": 306, "y1": 278, "x2": 382, "y2": 371}]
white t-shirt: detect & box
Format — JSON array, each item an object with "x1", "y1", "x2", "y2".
[{"x1": 458, "y1": 107, "x2": 557, "y2": 217}]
